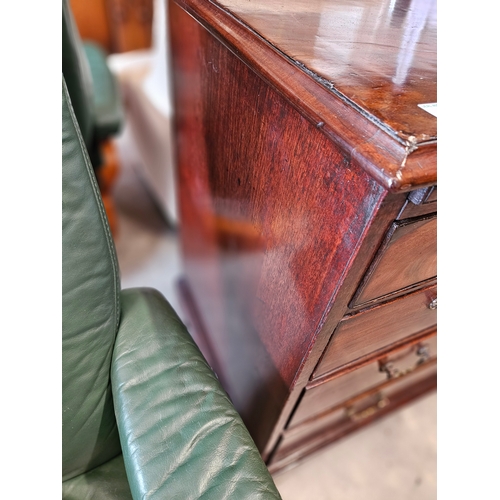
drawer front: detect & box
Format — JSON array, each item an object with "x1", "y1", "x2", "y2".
[
  {"x1": 270, "y1": 361, "x2": 437, "y2": 471},
  {"x1": 398, "y1": 186, "x2": 437, "y2": 219},
  {"x1": 351, "y1": 214, "x2": 436, "y2": 307},
  {"x1": 290, "y1": 333, "x2": 436, "y2": 428},
  {"x1": 314, "y1": 285, "x2": 437, "y2": 378}
]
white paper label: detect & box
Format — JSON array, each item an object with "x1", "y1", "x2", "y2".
[{"x1": 418, "y1": 103, "x2": 437, "y2": 118}]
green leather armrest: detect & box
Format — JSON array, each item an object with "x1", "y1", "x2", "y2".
[
  {"x1": 111, "y1": 288, "x2": 282, "y2": 500},
  {"x1": 83, "y1": 42, "x2": 123, "y2": 140}
]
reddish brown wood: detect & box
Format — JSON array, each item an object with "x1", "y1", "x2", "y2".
[
  {"x1": 397, "y1": 185, "x2": 437, "y2": 219},
  {"x1": 169, "y1": 0, "x2": 437, "y2": 467},
  {"x1": 170, "y1": 0, "x2": 393, "y2": 451},
  {"x1": 398, "y1": 198, "x2": 437, "y2": 220},
  {"x1": 289, "y1": 333, "x2": 436, "y2": 427},
  {"x1": 351, "y1": 214, "x2": 437, "y2": 307},
  {"x1": 407, "y1": 186, "x2": 436, "y2": 205},
  {"x1": 70, "y1": 0, "x2": 153, "y2": 53},
  {"x1": 310, "y1": 325, "x2": 436, "y2": 387},
  {"x1": 289, "y1": 356, "x2": 437, "y2": 442},
  {"x1": 96, "y1": 139, "x2": 120, "y2": 237},
  {"x1": 275, "y1": 408, "x2": 346, "y2": 465},
  {"x1": 173, "y1": 0, "x2": 436, "y2": 192},
  {"x1": 216, "y1": 0, "x2": 437, "y2": 144},
  {"x1": 426, "y1": 186, "x2": 438, "y2": 203},
  {"x1": 314, "y1": 284, "x2": 437, "y2": 378},
  {"x1": 269, "y1": 364, "x2": 437, "y2": 473},
  {"x1": 70, "y1": 0, "x2": 113, "y2": 51},
  {"x1": 260, "y1": 192, "x2": 406, "y2": 459},
  {"x1": 106, "y1": 0, "x2": 153, "y2": 52}
]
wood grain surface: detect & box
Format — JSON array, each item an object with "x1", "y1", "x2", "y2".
[
  {"x1": 314, "y1": 284, "x2": 437, "y2": 378},
  {"x1": 173, "y1": 0, "x2": 436, "y2": 192},
  {"x1": 216, "y1": 0, "x2": 437, "y2": 143},
  {"x1": 170, "y1": 0, "x2": 392, "y2": 451},
  {"x1": 290, "y1": 332, "x2": 436, "y2": 427},
  {"x1": 270, "y1": 362, "x2": 436, "y2": 472},
  {"x1": 169, "y1": 0, "x2": 437, "y2": 464},
  {"x1": 351, "y1": 213, "x2": 437, "y2": 306}
]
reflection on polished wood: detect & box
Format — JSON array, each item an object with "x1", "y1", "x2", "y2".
[
  {"x1": 216, "y1": 0, "x2": 437, "y2": 143},
  {"x1": 169, "y1": 0, "x2": 437, "y2": 471},
  {"x1": 175, "y1": 0, "x2": 437, "y2": 191}
]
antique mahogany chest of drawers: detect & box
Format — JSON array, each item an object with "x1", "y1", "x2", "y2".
[{"x1": 168, "y1": 0, "x2": 437, "y2": 472}]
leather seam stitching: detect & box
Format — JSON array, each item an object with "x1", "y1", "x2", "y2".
[{"x1": 63, "y1": 76, "x2": 120, "y2": 332}]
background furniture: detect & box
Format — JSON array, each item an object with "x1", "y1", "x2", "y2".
[
  {"x1": 107, "y1": 0, "x2": 179, "y2": 225},
  {"x1": 169, "y1": 0, "x2": 437, "y2": 472},
  {"x1": 71, "y1": 0, "x2": 179, "y2": 225},
  {"x1": 70, "y1": 0, "x2": 154, "y2": 54},
  {"x1": 62, "y1": 76, "x2": 281, "y2": 499},
  {"x1": 63, "y1": 0, "x2": 124, "y2": 234}
]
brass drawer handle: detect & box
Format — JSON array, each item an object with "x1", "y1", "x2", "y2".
[
  {"x1": 379, "y1": 342, "x2": 431, "y2": 380},
  {"x1": 379, "y1": 361, "x2": 399, "y2": 379},
  {"x1": 428, "y1": 298, "x2": 437, "y2": 310},
  {"x1": 346, "y1": 396, "x2": 389, "y2": 422},
  {"x1": 416, "y1": 344, "x2": 430, "y2": 362}
]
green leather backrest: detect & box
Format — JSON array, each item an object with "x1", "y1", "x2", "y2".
[
  {"x1": 62, "y1": 76, "x2": 122, "y2": 481},
  {"x1": 62, "y1": 0, "x2": 93, "y2": 148},
  {"x1": 83, "y1": 41, "x2": 124, "y2": 140}
]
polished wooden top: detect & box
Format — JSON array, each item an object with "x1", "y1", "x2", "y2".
[
  {"x1": 216, "y1": 0, "x2": 437, "y2": 145},
  {"x1": 173, "y1": 0, "x2": 437, "y2": 191}
]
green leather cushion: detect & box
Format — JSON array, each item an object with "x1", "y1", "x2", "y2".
[
  {"x1": 112, "y1": 288, "x2": 282, "y2": 500},
  {"x1": 62, "y1": 76, "x2": 122, "y2": 481},
  {"x1": 83, "y1": 42, "x2": 123, "y2": 139},
  {"x1": 62, "y1": 454, "x2": 132, "y2": 500}
]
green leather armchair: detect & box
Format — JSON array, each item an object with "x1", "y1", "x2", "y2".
[{"x1": 62, "y1": 75, "x2": 282, "y2": 499}]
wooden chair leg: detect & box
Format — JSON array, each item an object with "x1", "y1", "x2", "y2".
[{"x1": 96, "y1": 139, "x2": 120, "y2": 237}]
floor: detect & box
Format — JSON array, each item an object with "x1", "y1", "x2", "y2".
[{"x1": 111, "y1": 147, "x2": 437, "y2": 500}]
